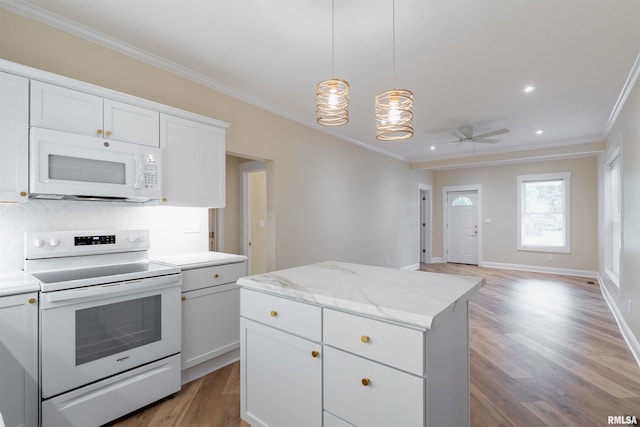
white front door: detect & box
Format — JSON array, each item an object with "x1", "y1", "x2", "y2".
[{"x1": 447, "y1": 191, "x2": 478, "y2": 265}]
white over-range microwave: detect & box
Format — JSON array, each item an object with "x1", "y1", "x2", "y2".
[{"x1": 29, "y1": 127, "x2": 162, "y2": 202}]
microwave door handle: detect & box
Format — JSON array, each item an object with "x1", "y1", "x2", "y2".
[{"x1": 133, "y1": 154, "x2": 142, "y2": 189}]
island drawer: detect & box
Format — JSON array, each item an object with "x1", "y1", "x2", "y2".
[
  {"x1": 323, "y1": 308, "x2": 424, "y2": 375},
  {"x1": 240, "y1": 289, "x2": 321, "y2": 341},
  {"x1": 182, "y1": 261, "x2": 247, "y2": 292},
  {"x1": 323, "y1": 346, "x2": 424, "y2": 427}
]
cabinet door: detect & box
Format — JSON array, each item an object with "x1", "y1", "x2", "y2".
[
  {"x1": 0, "y1": 71, "x2": 29, "y2": 202},
  {"x1": 181, "y1": 283, "x2": 240, "y2": 369},
  {"x1": 0, "y1": 293, "x2": 38, "y2": 427},
  {"x1": 103, "y1": 99, "x2": 160, "y2": 147},
  {"x1": 241, "y1": 318, "x2": 322, "y2": 427},
  {"x1": 31, "y1": 80, "x2": 103, "y2": 137},
  {"x1": 160, "y1": 113, "x2": 225, "y2": 207}
]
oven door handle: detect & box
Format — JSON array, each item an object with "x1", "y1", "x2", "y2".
[{"x1": 41, "y1": 274, "x2": 181, "y2": 308}]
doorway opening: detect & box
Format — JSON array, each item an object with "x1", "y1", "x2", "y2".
[{"x1": 241, "y1": 161, "x2": 268, "y2": 275}]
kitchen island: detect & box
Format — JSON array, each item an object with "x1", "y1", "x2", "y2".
[{"x1": 238, "y1": 261, "x2": 484, "y2": 427}]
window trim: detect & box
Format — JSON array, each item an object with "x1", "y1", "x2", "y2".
[
  {"x1": 517, "y1": 172, "x2": 571, "y2": 253},
  {"x1": 604, "y1": 147, "x2": 622, "y2": 288}
]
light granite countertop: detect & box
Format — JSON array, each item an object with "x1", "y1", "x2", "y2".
[
  {"x1": 237, "y1": 261, "x2": 484, "y2": 329},
  {"x1": 0, "y1": 270, "x2": 40, "y2": 297},
  {"x1": 152, "y1": 251, "x2": 247, "y2": 270}
]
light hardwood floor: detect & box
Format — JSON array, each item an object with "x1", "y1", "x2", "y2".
[{"x1": 109, "y1": 264, "x2": 640, "y2": 427}]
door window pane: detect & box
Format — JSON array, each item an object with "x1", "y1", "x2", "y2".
[{"x1": 75, "y1": 295, "x2": 161, "y2": 365}]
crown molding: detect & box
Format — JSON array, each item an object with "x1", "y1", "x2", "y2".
[{"x1": 607, "y1": 51, "x2": 640, "y2": 135}]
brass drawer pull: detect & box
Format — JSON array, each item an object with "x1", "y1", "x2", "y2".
[
  {"x1": 270, "y1": 310, "x2": 278, "y2": 317},
  {"x1": 28, "y1": 298, "x2": 36, "y2": 304},
  {"x1": 361, "y1": 378, "x2": 370, "y2": 387},
  {"x1": 311, "y1": 350, "x2": 320, "y2": 358},
  {"x1": 181, "y1": 296, "x2": 186, "y2": 302},
  {"x1": 361, "y1": 335, "x2": 370, "y2": 343},
  {"x1": 214, "y1": 274, "x2": 220, "y2": 279}
]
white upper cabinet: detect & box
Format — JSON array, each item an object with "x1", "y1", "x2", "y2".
[
  {"x1": 104, "y1": 99, "x2": 160, "y2": 146},
  {"x1": 0, "y1": 71, "x2": 29, "y2": 203},
  {"x1": 30, "y1": 80, "x2": 159, "y2": 147},
  {"x1": 160, "y1": 113, "x2": 226, "y2": 207}
]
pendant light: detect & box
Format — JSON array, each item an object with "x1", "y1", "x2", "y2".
[
  {"x1": 316, "y1": 0, "x2": 350, "y2": 126},
  {"x1": 375, "y1": 0, "x2": 414, "y2": 141}
]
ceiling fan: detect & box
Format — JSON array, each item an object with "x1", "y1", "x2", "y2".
[{"x1": 449, "y1": 125, "x2": 510, "y2": 144}]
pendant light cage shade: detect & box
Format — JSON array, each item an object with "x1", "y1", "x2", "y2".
[
  {"x1": 375, "y1": 88, "x2": 414, "y2": 140},
  {"x1": 316, "y1": 79, "x2": 350, "y2": 126}
]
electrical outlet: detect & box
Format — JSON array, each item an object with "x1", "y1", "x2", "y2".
[{"x1": 547, "y1": 254, "x2": 554, "y2": 261}]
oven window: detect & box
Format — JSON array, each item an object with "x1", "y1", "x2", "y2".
[
  {"x1": 75, "y1": 295, "x2": 161, "y2": 366},
  {"x1": 49, "y1": 154, "x2": 126, "y2": 185}
]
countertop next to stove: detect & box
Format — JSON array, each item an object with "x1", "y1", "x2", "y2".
[
  {"x1": 152, "y1": 251, "x2": 248, "y2": 270},
  {"x1": 0, "y1": 270, "x2": 40, "y2": 297}
]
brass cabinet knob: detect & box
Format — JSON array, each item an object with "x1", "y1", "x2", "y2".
[
  {"x1": 20, "y1": 191, "x2": 27, "y2": 197},
  {"x1": 214, "y1": 274, "x2": 220, "y2": 279},
  {"x1": 311, "y1": 350, "x2": 319, "y2": 358},
  {"x1": 28, "y1": 298, "x2": 36, "y2": 304},
  {"x1": 181, "y1": 296, "x2": 186, "y2": 301},
  {"x1": 361, "y1": 335, "x2": 370, "y2": 343},
  {"x1": 361, "y1": 378, "x2": 370, "y2": 387},
  {"x1": 270, "y1": 310, "x2": 278, "y2": 317},
  {"x1": 106, "y1": 130, "x2": 112, "y2": 136},
  {"x1": 96, "y1": 129, "x2": 103, "y2": 135}
]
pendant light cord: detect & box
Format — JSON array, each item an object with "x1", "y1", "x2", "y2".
[
  {"x1": 392, "y1": 0, "x2": 396, "y2": 88},
  {"x1": 331, "y1": 0, "x2": 335, "y2": 78}
]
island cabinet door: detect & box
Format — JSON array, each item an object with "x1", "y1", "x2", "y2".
[
  {"x1": 324, "y1": 346, "x2": 425, "y2": 427},
  {"x1": 240, "y1": 318, "x2": 322, "y2": 427}
]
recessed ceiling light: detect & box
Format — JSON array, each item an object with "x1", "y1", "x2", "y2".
[
  {"x1": 523, "y1": 85, "x2": 535, "y2": 93},
  {"x1": 535, "y1": 129, "x2": 544, "y2": 135},
  {"x1": 430, "y1": 145, "x2": 436, "y2": 151}
]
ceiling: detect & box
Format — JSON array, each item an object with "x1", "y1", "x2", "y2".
[{"x1": 4, "y1": 0, "x2": 640, "y2": 166}]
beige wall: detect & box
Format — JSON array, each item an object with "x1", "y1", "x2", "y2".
[
  {"x1": 433, "y1": 157, "x2": 598, "y2": 271},
  {"x1": 1, "y1": 9, "x2": 432, "y2": 270},
  {"x1": 249, "y1": 170, "x2": 268, "y2": 274},
  {"x1": 599, "y1": 68, "x2": 640, "y2": 343}
]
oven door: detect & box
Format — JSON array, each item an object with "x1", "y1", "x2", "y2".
[
  {"x1": 40, "y1": 275, "x2": 181, "y2": 399},
  {"x1": 29, "y1": 127, "x2": 161, "y2": 201}
]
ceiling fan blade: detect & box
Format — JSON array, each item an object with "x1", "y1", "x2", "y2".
[
  {"x1": 473, "y1": 139, "x2": 501, "y2": 144},
  {"x1": 450, "y1": 131, "x2": 464, "y2": 140},
  {"x1": 472, "y1": 128, "x2": 510, "y2": 139}
]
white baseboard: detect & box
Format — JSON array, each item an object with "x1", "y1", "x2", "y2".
[
  {"x1": 402, "y1": 263, "x2": 420, "y2": 271},
  {"x1": 597, "y1": 275, "x2": 640, "y2": 368},
  {"x1": 480, "y1": 261, "x2": 598, "y2": 278},
  {"x1": 180, "y1": 349, "x2": 240, "y2": 385}
]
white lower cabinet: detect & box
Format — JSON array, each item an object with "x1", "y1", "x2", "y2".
[
  {"x1": 0, "y1": 292, "x2": 38, "y2": 427},
  {"x1": 240, "y1": 318, "x2": 322, "y2": 427},
  {"x1": 240, "y1": 288, "x2": 471, "y2": 427},
  {"x1": 181, "y1": 283, "x2": 240, "y2": 369},
  {"x1": 181, "y1": 262, "x2": 247, "y2": 371}
]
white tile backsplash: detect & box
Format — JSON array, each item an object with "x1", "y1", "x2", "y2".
[{"x1": 0, "y1": 200, "x2": 209, "y2": 270}]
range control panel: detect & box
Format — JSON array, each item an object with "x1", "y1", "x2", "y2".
[{"x1": 25, "y1": 229, "x2": 149, "y2": 260}]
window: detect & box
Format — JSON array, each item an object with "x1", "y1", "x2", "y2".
[
  {"x1": 451, "y1": 196, "x2": 474, "y2": 206},
  {"x1": 605, "y1": 152, "x2": 621, "y2": 287},
  {"x1": 517, "y1": 172, "x2": 571, "y2": 253}
]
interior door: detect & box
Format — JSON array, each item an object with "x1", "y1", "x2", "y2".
[{"x1": 447, "y1": 191, "x2": 478, "y2": 265}]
